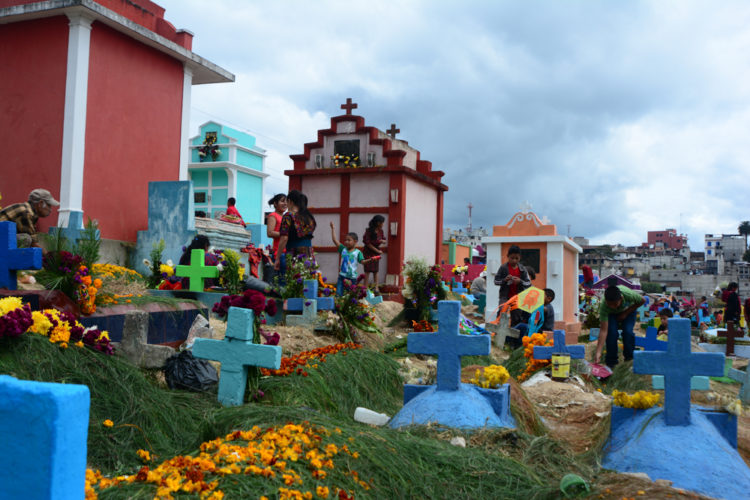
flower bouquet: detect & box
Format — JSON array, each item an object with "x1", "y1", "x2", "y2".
[
  {"x1": 402, "y1": 257, "x2": 446, "y2": 321},
  {"x1": 330, "y1": 153, "x2": 359, "y2": 168},
  {"x1": 198, "y1": 135, "x2": 220, "y2": 161}
]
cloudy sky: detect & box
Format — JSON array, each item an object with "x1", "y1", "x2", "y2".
[{"x1": 158, "y1": 0, "x2": 750, "y2": 248}]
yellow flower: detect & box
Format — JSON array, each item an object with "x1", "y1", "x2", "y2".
[
  {"x1": 102, "y1": 419, "x2": 114, "y2": 427},
  {"x1": 0, "y1": 296, "x2": 23, "y2": 315},
  {"x1": 136, "y1": 449, "x2": 151, "y2": 462},
  {"x1": 316, "y1": 486, "x2": 330, "y2": 498}
]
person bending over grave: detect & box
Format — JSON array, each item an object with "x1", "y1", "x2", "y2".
[
  {"x1": 274, "y1": 190, "x2": 316, "y2": 270},
  {"x1": 542, "y1": 288, "x2": 555, "y2": 332},
  {"x1": 0, "y1": 188, "x2": 59, "y2": 247},
  {"x1": 179, "y1": 235, "x2": 219, "y2": 290},
  {"x1": 330, "y1": 222, "x2": 376, "y2": 296},
  {"x1": 657, "y1": 308, "x2": 673, "y2": 339},
  {"x1": 594, "y1": 285, "x2": 645, "y2": 368},
  {"x1": 470, "y1": 270, "x2": 487, "y2": 296},
  {"x1": 493, "y1": 245, "x2": 532, "y2": 344},
  {"x1": 724, "y1": 282, "x2": 741, "y2": 328},
  {"x1": 222, "y1": 197, "x2": 246, "y2": 227},
  {"x1": 362, "y1": 215, "x2": 386, "y2": 293}
]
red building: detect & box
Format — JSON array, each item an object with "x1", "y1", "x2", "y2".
[
  {"x1": 0, "y1": 0, "x2": 233, "y2": 242},
  {"x1": 644, "y1": 229, "x2": 687, "y2": 250},
  {"x1": 287, "y1": 100, "x2": 448, "y2": 287}
]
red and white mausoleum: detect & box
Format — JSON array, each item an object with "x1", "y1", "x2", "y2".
[{"x1": 287, "y1": 100, "x2": 448, "y2": 288}]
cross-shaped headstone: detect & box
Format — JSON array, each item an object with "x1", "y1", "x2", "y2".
[
  {"x1": 533, "y1": 330, "x2": 586, "y2": 361},
  {"x1": 1, "y1": 375, "x2": 90, "y2": 499},
  {"x1": 386, "y1": 123, "x2": 400, "y2": 139},
  {"x1": 728, "y1": 366, "x2": 750, "y2": 403},
  {"x1": 485, "y1": 313, "x2": 519, "y2": 349},
  {"x1": 634, "y1": 317, "x2": 724, "y2": 426},
  {"x1": 0, "y1": 221, "x2": 42, "y2": 290},
  {"x1": 175, "y1": 249, "x2": 219, "y2": 292},
  {"x1": 285, "y1": 279, "x2": 335, "y2": 327},
  {"x1": 710, "y1": 358, "x2": 738, "y2": 384},
  {"x1": 48, "y1": 211, "x2": 100, "y2": 245},
  {"x1": 340, "y1": 97, "x2": 358, "y2": 115},
  {"x1": 718, "y1": 321, "x2": 744, "y2": 357},
  {"x1": 635, "y1": 326, "x2": 668, "y2": 352},
  {"x1": 192, "y1": 307, "x2": 282, "y2": 406},
  {"x1": 407, "y1": 300, "x2": 490, "y2": 391},
  {"x1": 474, "y1": 294, "x2": 486, "y2": 315},
  {"x1": 638, "y1": 305, "x2": 648, "y2": 322}
]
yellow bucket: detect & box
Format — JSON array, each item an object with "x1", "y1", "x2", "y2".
[{"x1": 551, "y1": 354, "x2": 571, "y2": 380}]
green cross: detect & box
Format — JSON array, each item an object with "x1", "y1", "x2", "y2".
[{"x1": 175, "y1": 249, "x2": 219, "y2": 292}]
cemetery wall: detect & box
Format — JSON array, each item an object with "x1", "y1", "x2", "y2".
[
  {"x1": 404, "y1": 178, "x2": 437, "y2": 264},
  {"x1": 84, "y1": 21, "x2": 183, "y2": 241},
  {"x1": 349, "y1": 174, "x2": 389, "y2": 207},
  {"x1": 303, "y1": 176, "x2": 340, "y2": 208},
  {"x1": 0, "y1": 16, "x2": 68, "y2": 236}
]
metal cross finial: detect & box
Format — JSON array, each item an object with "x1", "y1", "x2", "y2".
[
  {"x1": 341, "y1": 98, "x2": 358, "y2": 115},
  {"x1": 386, "y1": 123, "x2": 400, "y2": 139}
]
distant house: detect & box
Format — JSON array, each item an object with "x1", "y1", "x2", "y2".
[{"x1": 590, "y1": 274, "x2": 641, "y2": 290}]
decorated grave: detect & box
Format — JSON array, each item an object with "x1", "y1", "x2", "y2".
[
  {"x1": 602, "y1": 317, "x2": 750, "y2": 499},
  {"x1": 699, "y1": 321, "x2": 750, "y2": 358},
  {"x1": 193, "y1": 307, "x2": 281, "y2": 406},
  {"x1": 0, "y1": 221, "x2": 42, "y2": 290},
  {"x1": 0, "y1": 375, "x2": 90, "y2": 500},
  {"x1": 390, "y1": 300, "x2": 515, "y2": 429}
]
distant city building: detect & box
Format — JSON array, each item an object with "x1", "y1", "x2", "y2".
[
  {"x1": 704, "y1": 234, "x2": 745, "y2": 274},
  {"x1": 572, "y1": 236, "x2": 589, "y2": 247},
  {"x1": 643, "y1": 229, "x2": 687, "y2": 251},
  {"x1": 444, "y1": 226, "x2": 488, "y2": 248}
]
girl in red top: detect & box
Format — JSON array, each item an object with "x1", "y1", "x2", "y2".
[
  {"x1": 266, "y1": 194, "x2": 287, "y2": 259},
  {"x1": 274, "y1": 190, "x2": 317, "y2": 270},
  {"x1": 362, "y1": 215, "x2": 386, "y2": 292}
]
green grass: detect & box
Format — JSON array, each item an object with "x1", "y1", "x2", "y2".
[{"x1": 1, "y1": 328, "x2": 606, "y2": 499}]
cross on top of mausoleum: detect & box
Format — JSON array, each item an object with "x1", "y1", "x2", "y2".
[
  {"x1": 341, "y1": 98, "x2": 358, "y2": 115},
  {"x1": 386, "y1": 123, "x2": 400, "y2": 139}
]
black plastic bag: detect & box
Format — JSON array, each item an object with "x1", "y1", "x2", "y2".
[{"x1": 163, "y1": 351, "x2": 218, "y2": 392}]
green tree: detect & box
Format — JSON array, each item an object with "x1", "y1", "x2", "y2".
[{"x1": 739, "y1": 221, "x2": 750, "y2": 251}]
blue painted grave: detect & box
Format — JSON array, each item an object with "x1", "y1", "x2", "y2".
[
  {"x1": 533, "y1": 329, "x2": 585, "y2": 361},
  {"x1": 48, "y1": 210, "x2": 100, "y2": 244},
  {"x1": 193, "y1": 307, "x2": 281, "y2": 406},
  {"x1": 602, "y1": 317, "x2": 750, "y2": 499},
  {"x1": 390, "y1": 300, "x2": 515, "y2": 429},
  {"x1": 635, "y1": 326, "x2": 667, "y2": 352},
  {"x1": 634, "y1": 318, "x2": 724, "y2": 426},
  {"x1": 175, "y1": 249, "x2": 220, "y2": 292},
  {"x1": 473, "y1": 293, "x2": 486, "y2": 314},
  {"x1": 0, "y1": 221, "x2": 42, "y2": 290},
  {"x1": 0, "y1": 375, "x2": 90, "y2": 500},
  {"x1": 285, "y1": 279, "x2": 334, "y2": 327},
  {"x1": 728, "y1": 366, "x2": 750, "y2": 403},
  {"x1": 365, "y1": 289, "x2": 383, "y2": 305}
]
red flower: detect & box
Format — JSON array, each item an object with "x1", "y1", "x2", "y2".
[{"x1": 265, "y1": 298, "x2": 277, "y2": 316}]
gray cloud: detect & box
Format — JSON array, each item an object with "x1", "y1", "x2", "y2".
[{"x1": 162, "y1": 0, "x2": 750, "y2": 248}]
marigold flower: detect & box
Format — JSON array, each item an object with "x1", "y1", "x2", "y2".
[{"x1": 102, "y1": 419, "x2": 114, "y2": 427}]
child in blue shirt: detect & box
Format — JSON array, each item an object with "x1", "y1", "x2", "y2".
[{"x1": 330, "y1": 222, "x2": 377, "y2": 295}]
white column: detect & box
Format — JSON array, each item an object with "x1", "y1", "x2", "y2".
[
  {"x1": 179, "y1": 65, "x2": 193, "y2": 180},
  {"x1": 58, "y1": 13, "x2": 94, "y2": 228}
]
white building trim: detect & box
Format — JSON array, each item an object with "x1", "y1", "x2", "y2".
[
  {"x1": 58, "y1": 12, "x2": 93, "y2": 228},
  {"x1": 187, "y1": 162, "x2": 270, "y2": 179},
  {"x1": 179, "y1": 65, "x2": 193, "y2": 181}
]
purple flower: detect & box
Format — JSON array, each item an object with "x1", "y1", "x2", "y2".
[
  {"x1": 305, "y1": 301, "x2": 312, "y2": 306},
  {"x1": 296, "y1": 278, "x2": 303, "y2": 284},
  {"x1": 303, "y1": 288, "x2": 308, "y2": 293},
  {"x1": 304, "y1": 260, "x2": 312, "y2": 268},
  {"x1": 322, "y1": 277, "x2": 327, "y2": 282}
]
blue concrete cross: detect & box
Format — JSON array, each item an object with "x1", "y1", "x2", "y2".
[
  {"x1": 365, "y1": 289, "x2": 383, "y2": 305},
  {"x1": 728, "y1": 366, "x2": 750, "y2": 404},
  {"x1": 635, "y1": 326, "x2": 668, "y2": 352},
  {"x1": 533, "y1": 330, "x2": 585, "y2": 360},
  {"x1": 407, "y1": 300, "x2": 490, "y2": 391},
  {"x1": 0, "y1": 221, "x2": 42, "y2": 290},
  {"x1": 192, "y1": 307, "x2": 281, "y2": 406},
  {"x1": 285, "y1": 279, "x2": 335, "y2": 327},
  {"x1": 1, "y1": 375, "x2": 90, "y2": 499},
  {"x1": 48, "y1": 211, "x2": 100, "y2": 245},
  {"x1": 634, "y1": 317, "x2": 724, "y2": 426},
  {"x1": 175, "y1": 249, "x2": 219, "y2": 292},
  {"x1": 638, "y1": 305, "x2": 648, "y2": 322}
]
